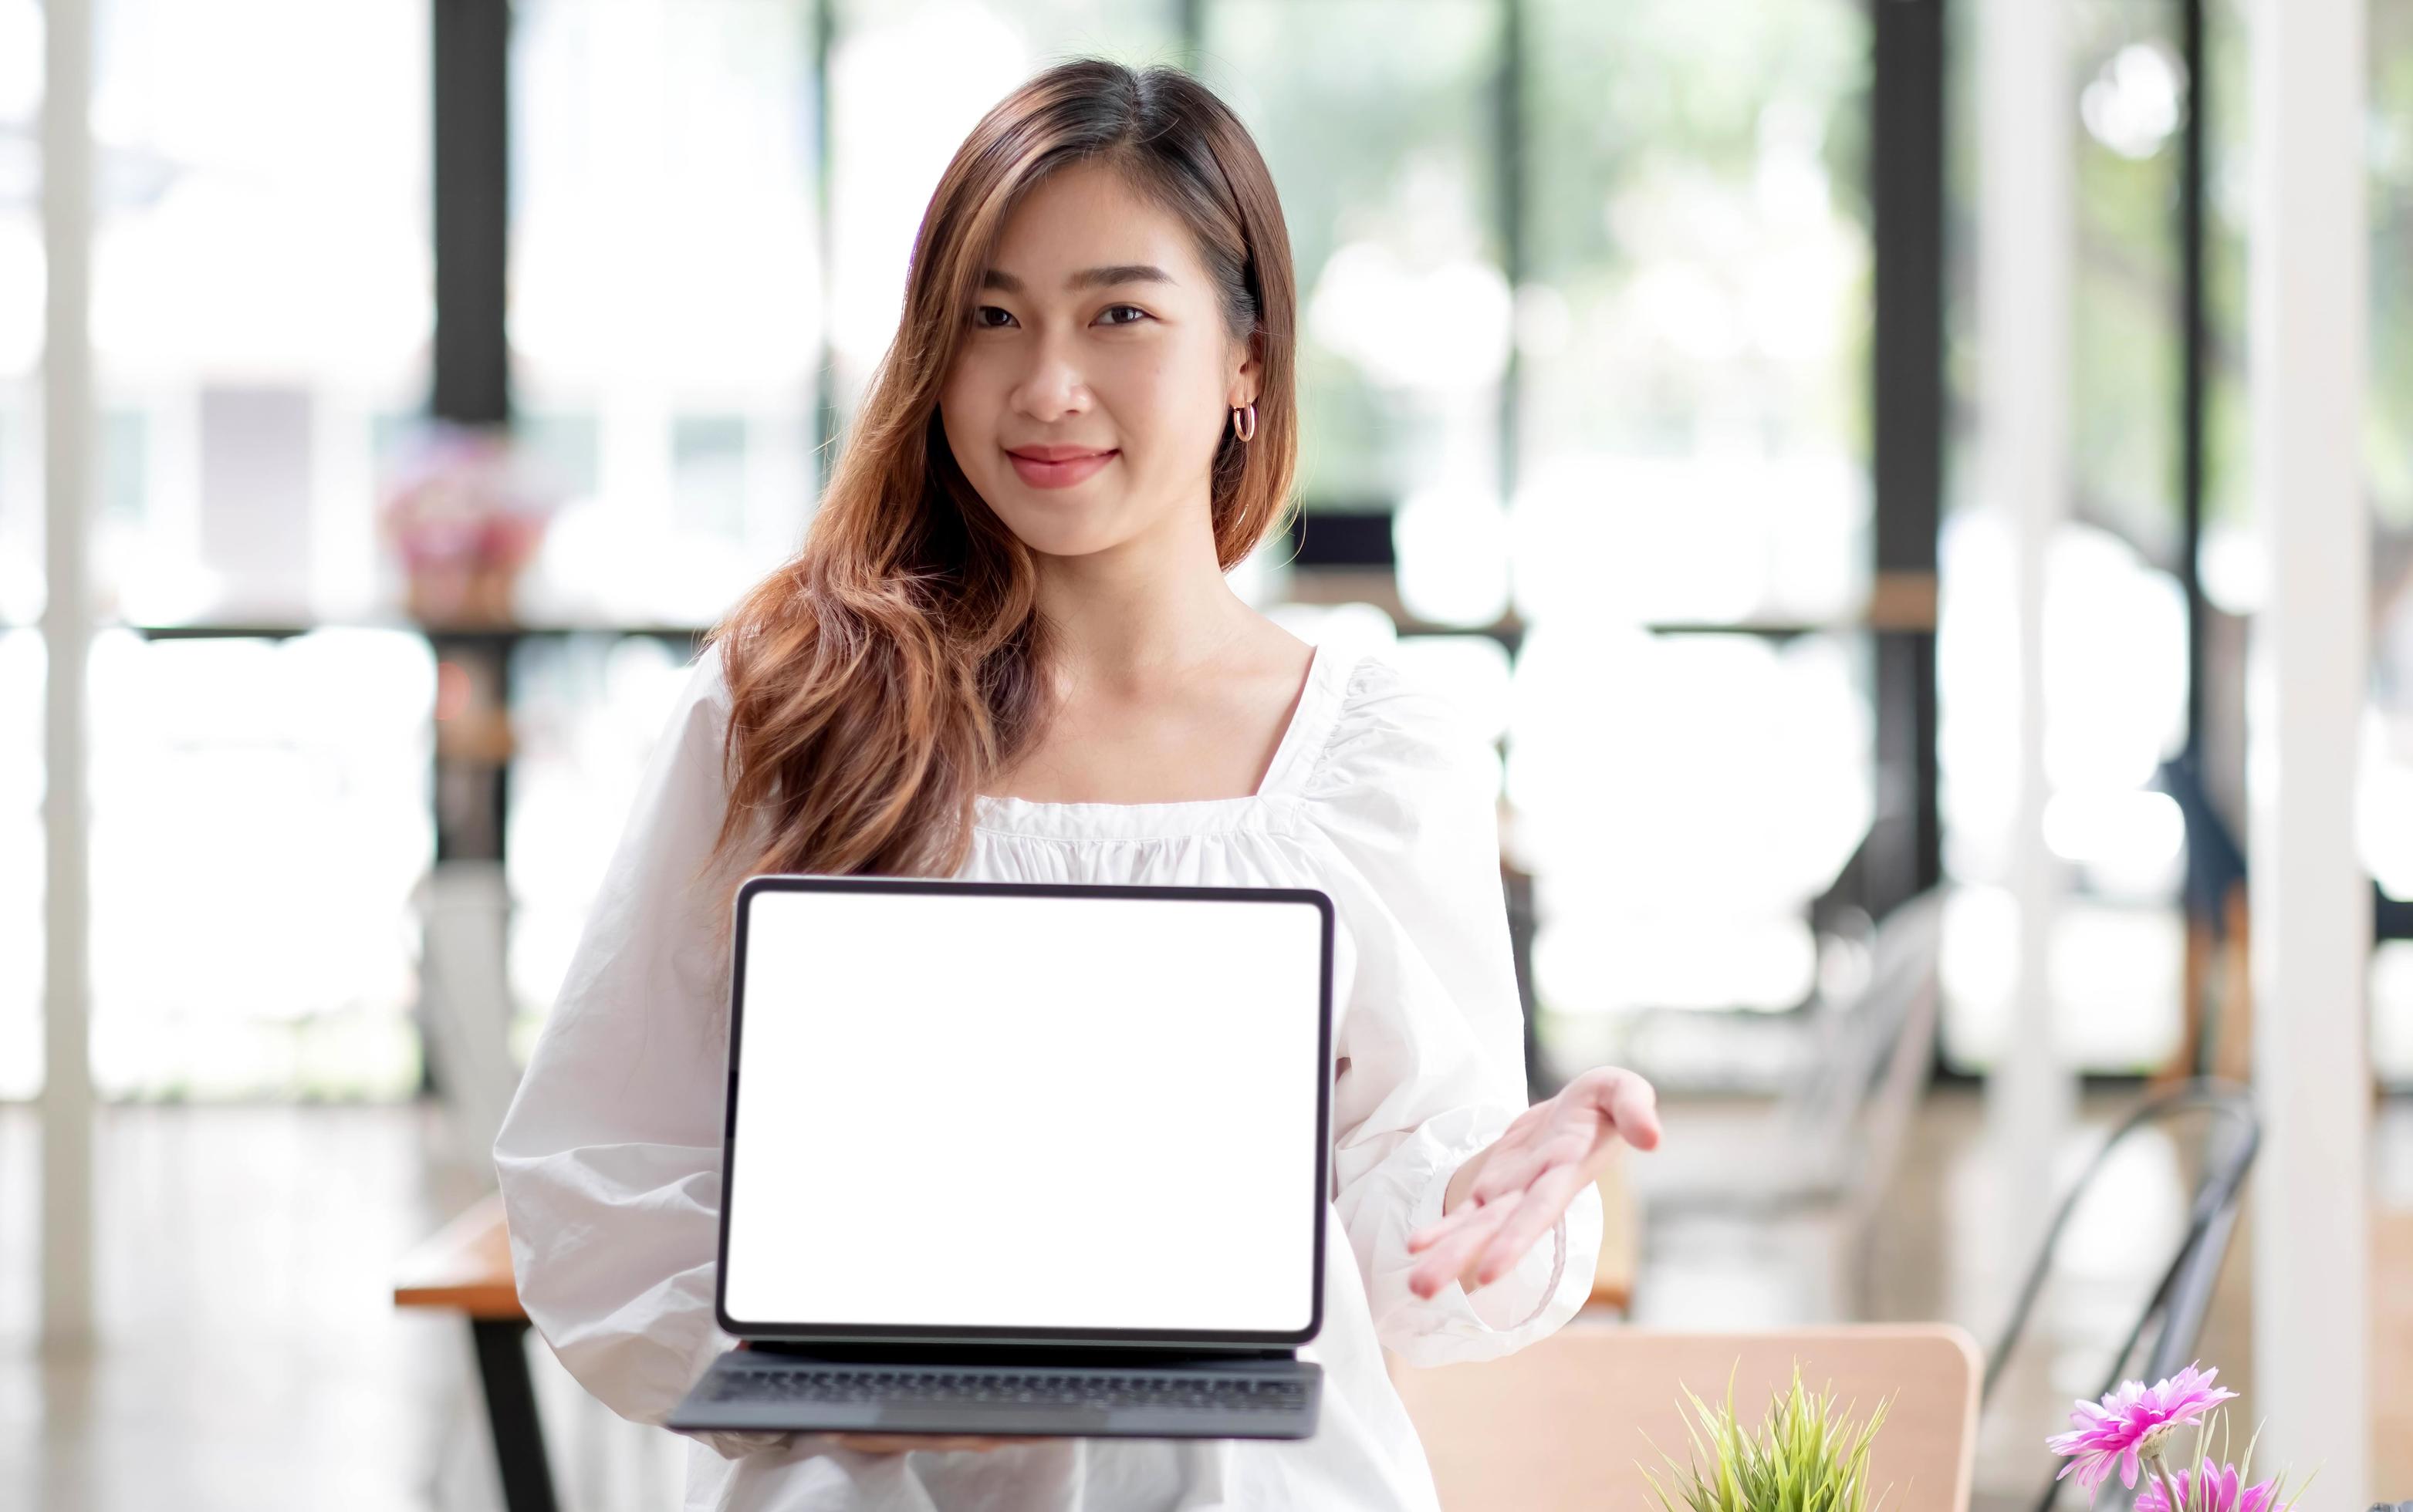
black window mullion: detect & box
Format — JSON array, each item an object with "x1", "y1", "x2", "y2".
[
  {"x1": 1870, "y1": 0, "x2": 1948, "y2": 913},
  {"x1": 431, "y1": 0, "x2": 512, "y2": 428}
]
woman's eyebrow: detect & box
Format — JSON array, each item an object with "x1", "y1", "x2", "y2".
[{"x1": 978, "y1": 265, "x2": 1177, "y2": 294}]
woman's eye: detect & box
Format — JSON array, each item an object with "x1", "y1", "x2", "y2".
[
  {"x1": 1097, "y1": 305, "x2": 1150, "y2": 327},
  {"x1": 972, "y1": 305, "x2": 1016, "y2": 329}
]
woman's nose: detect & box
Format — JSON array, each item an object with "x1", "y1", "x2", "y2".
[{"x1": 1012, "y1": 336, "x2": 1090, "y2": 420}]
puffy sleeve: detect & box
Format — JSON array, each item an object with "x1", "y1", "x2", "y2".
[
  {"x1": 490, "y1": 648, "x2": 775, "y2": 1456},
  {"x1": 1302, "y1": 653, "x2": 1603, "y2": 1369}
]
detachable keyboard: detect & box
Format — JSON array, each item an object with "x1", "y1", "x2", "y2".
[
  {"x1": 712, "y1": 1366, "x2": 1311, "y2": 1415},
  {"x1": 668, "y1": 1351, "x2": 1323, "y2": 1440}
]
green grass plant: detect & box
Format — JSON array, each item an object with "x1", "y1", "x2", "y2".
[{"x1": 1641, "y1": 1362, "x2": 1894, "y2": 1512}]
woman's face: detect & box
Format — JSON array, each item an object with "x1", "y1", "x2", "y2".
[{"x1": 939, "y1": 161, "x2": 1256, "y2": 559}]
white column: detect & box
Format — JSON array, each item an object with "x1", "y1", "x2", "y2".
[
  {"x1": 2246, "y1": 0, "x2": 2368, "y2": 1494},
  {"x1": 41, "y1": 0, "x2": 97, "y2": 1348},
  {"x1": 1978, "y1": 0, "x2": 2075, "y2": 1241}
]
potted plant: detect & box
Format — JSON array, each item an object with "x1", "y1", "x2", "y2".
[
  {"x1": 2044, "y1": 1362, "x2": 2313, "y2": 1511},
  {"x1": 1643, "y1": 1363, "x2": 1894, "y2": 1511}
]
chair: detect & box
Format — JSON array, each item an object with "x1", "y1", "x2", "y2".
[
  {"x1": 1632, "y1": 888, "x2": 1948, "y2": 1311},
  {"x1": 1980, "y1": 1080, "x2": 2259, "y2": 1512},
  {"x1": 1389, "y1": 1322, "x2": 1981, "y2": 1511}
]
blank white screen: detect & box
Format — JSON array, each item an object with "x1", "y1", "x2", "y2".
[{"x1": 722, "y1": 884, "x2": 1326, "y2": 1336}]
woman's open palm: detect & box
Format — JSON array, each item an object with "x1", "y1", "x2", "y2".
[{"x1": 1402, "y1": 1066, "x2": 1661, "y2": 1301}]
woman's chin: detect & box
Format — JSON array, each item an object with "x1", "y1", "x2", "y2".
[{"x1": 996, "y1": 510, "x2": 1139, "y2": 561}]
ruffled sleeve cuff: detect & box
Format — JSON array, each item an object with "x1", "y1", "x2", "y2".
[
  {"x1": 1361, "y1": 1119, "x2": 1605, "y2": 1369},
  {"x1": 1414, "y1": 1146, "x2": 1603, "y2": 1328}
]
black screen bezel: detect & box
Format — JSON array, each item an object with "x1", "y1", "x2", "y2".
[{"x1": 712, "y1": 873, "x2": 1335, "y2": 1349}]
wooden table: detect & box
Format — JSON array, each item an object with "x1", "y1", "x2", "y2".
[{"x1": 393, "y1": 1193, "x2": 557, "y2": 1512}]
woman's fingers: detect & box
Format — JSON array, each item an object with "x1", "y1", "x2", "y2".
[
  {"x1": 1474, "y1": 1071, "x2": 1661, "y2": 1203},
  {"x1": 1406, "y1": 1068, "x2": 1664, "y2": 1299},
  {"x1": 1465, "y1": 1139, "x2": 1550, "y2": 1206},
  {"x1": 1468, "y1": 1160, "x2": 1594, "y2": 1285},
  {"x1": 1405, "y1": 1183, "x2": 1495, "y2": 1252},
  {"x1": 1578, "y1": 1065, "x2": 1662, "y2": 1151},
  {"x1": 1469, "y1": 1126, "x2": 1600, "y2": 1204},
  {"x1": 1405, "y1": 1190, "x2": 1522, "y2": 1299}
]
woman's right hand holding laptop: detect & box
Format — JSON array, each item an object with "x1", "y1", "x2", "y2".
[
  {"x1": 684, "y1": 1427, "x2": 1043, "y2": 1458},
  {"x1": 819, "y1": 1433, "x2": 1046, "y2": 1453}
]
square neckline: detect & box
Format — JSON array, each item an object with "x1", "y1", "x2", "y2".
[{"x1": 970, "y1": 640, "x2": 1344, "y2": 834}]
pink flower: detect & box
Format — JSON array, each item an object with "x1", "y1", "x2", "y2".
[
  {"x1": 2133, "y1": 1457, "x2": 2293, "y2": 1512},
  {"x1": 2045, "y1": 1363, "x2": 2239, "y2": 1498}
]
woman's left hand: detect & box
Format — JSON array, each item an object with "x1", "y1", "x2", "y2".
[{"x1": 1402, "y1": 1065, "x2": 1661, "y2": 1300}]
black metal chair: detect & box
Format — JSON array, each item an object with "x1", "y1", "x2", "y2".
[
  {"x1": 1627, "y1": 888, "x2": 1947, "y2": 1318},
  {"x1": 1981, "y1": 1079, "x2": 2259, "y2": 1512}
]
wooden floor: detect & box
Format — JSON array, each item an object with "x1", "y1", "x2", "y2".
[
  {"x1": 0, "y1": 1104, "x2": 684, "y2": 1512},
  {"x1": 1, "y1": 1089, "x2": 2407, "y2": 1510}
]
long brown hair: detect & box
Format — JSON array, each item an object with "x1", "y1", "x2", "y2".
[{"x1": 697, "y1": 59, "x2": 1300, "y2": 902}]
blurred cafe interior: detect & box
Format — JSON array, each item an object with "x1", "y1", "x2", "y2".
[{"x1": 5, "y1": 0, "x2": 2412, "y2": 1507}]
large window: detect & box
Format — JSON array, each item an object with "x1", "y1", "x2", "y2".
[
  {"x1": 0, "y1": 0, "x2": 39, "y2": 622},
  {"x1": 1516, "y1": 0, "x2": 1871, "y2": 623},
  {"x1": 0, "y1": 629, "x2": 37, "y2": 1100},
  {"x1": 2366, "y1": 0, "x2": 2413, "y2": 1085},
  {"x1": 1504, "y1": 0, "x2": 1875, "y2": 1069},
  {"x1": 86, "y1": 631, "x2": 433, "y2": 1098},
  {"x1": 509, "y1": 0, "x2": 826, "y2": 629},
  {"x1": 86, "y1": 0, "x2": 430, "y2": 626},
  {"x1": 11, "y1": 0, "x2": 1901, "y2": 1098},
  {"x1": 23, "y1": 0, "x2": 438, "y2": 1100},
  {"x1": 503, "y1": 632, "x2": 696, "y2": 1058},
  {"x1": 1933, "y1": 0, "x2": 2202, "y2": 1075},
  {"x1": 1204, "y1": 0, "x2": 1506, "y2": 513},
  {"x1": 0, "y1": 0, "x2": 41, "y2": 1099}
]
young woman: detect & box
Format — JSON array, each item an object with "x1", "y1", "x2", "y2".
[{"x1": 493, "y1": 57, "x2": 1661, "y2": 1511}]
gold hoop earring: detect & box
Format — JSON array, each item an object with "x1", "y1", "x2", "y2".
[{"x1": 1231, "y1": 403, "x2": 1256, "y2": 443}]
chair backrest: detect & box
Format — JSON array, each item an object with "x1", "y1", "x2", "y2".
[
  {"x1": 1978, "y1": 1080, "x2": 2259, "y2": 1512},
  {"x1": 1777, "y1": 886, "x2": 1948, "y2": 1200},
  {"x1": 1982, "y1": 1080, "x2": 2259, "y2": 1409},
  {"x1": 1390, "y1": 1323, "x2": 1981, "y2": 1512}
]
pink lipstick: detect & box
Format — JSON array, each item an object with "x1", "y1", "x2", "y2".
[{"x1": 1006, "y1": 446, "x2": 1117, "y2": 489}]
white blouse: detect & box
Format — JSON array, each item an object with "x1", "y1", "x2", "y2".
[{"x1": 492, "y1": 636, "x2": 1603, "y2": 1512}]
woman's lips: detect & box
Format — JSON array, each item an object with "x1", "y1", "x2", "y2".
[{"x1": 1007, "y1": 449, "x2": 1117, "y2": 489}]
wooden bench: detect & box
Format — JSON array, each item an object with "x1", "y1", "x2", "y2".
[{"x1": 394, "y1": 1193, "x2": 557, "y2": 1512}]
